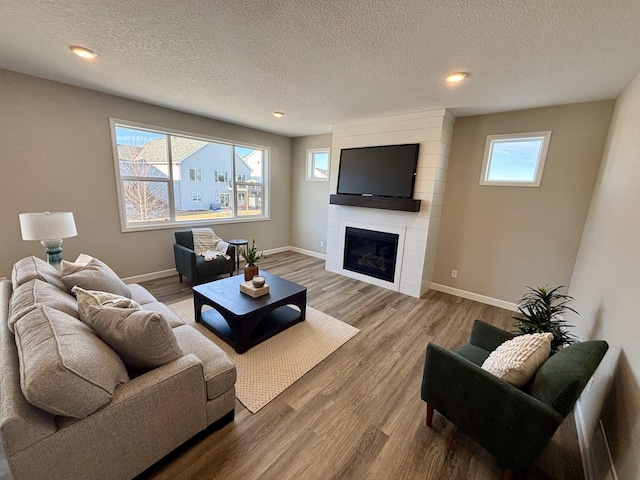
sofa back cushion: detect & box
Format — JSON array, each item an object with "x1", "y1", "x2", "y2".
[
  {"x1": 8, "y1": 279, "x2": 78, "y2": 333},
  {"x1": 60, "y1": 257, "x2": 131, "y2": 298},
  {"x1": 14, "y1": 306, "x2": 129, "y2": 418},
  {"x1": 527, "y1": 340, "x2": 609, "y2": 417},
  {"x1": 11, "y1": 256, "x2": 65, "y2": 291}
]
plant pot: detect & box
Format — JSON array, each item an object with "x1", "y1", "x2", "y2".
[{"x1": 244, "y1": 264, "x2": 259, "y2": 281}]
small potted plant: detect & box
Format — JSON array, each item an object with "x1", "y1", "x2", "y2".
[
  {"x1": 512, "y1": 285, "x2": 578, "y2": 351},
  {"x1": 240, "y1": 239, "x2": 263, "y2": 281}
]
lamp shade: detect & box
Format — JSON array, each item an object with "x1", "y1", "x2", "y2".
[{"x1": 19, "y1": 212, "x2": 78, "y2": 241}]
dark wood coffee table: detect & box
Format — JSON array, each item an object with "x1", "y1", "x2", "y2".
[{"x1": 192, "y1": 271, "x2": 307, "y2": 354}]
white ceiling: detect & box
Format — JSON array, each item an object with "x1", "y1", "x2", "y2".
[{"x1": 1, "y1": 0, "x2": 640, "y2": 137}]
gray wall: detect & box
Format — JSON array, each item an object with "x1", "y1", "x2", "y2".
[
  {"x1": 568, "y1": 70, "x2": 640, "y2": 480},
  {"x1": 0, "y1": 69, "x2": 292, "y2": 278},
  {"x1": 432, "y1": 101, "x2": 614, "y2": 303},
  {"x1": 290, "y1": 134, "x2": 332, "y2": 255}
]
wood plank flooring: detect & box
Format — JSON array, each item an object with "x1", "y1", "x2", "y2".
[{"x1": 137, "y1": 251, "x2": 584, "y2": 480}]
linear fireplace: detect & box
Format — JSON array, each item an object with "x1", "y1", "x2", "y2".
[{"x1": 343, "y1": 227, "x2": 399, "y2": 283}]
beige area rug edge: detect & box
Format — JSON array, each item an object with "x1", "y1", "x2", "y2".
[{"x1": 167, "y1": 299, "x2": 360, "y2": 413}]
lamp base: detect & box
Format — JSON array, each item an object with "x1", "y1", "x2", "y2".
[{"x1": 41, "y1": 239, "x2": 64, "y2": 269}]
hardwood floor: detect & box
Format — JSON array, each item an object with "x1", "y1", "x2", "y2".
[{"x1": 138, "y1": 251, "x2": 584, "y2": 480}]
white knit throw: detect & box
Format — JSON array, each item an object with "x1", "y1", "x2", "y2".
[{"x1": 191, "y1": 228, "x2": 230, "y2": 260}]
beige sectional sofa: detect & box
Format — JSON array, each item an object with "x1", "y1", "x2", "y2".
[{"x1": 0, "y1": 256, "x2": 236, "y2": 480}]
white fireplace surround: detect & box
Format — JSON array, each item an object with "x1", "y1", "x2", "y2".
[
  {"x1": 326, "y1": 109, "x2": 454, "y2": 298},
  {"x1": 338, "y1": 220, "x2": 406, "y2": 291}
]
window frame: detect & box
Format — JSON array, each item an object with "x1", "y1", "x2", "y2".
[
  {"x1": 306, "y1": 148, "x2": 330, "y2": 181},
  {"x1": 479, "y1": 131, "x2": 552, "y2": 187},
  {"x1": 110, "y1": 118, "x2": 270, "y2": 232},
  {"x1": 188, "y1": 168, "x2": 202, "y2": 182}
]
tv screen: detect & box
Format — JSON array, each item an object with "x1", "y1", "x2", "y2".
[{"x1": 336, "y1": 143, "x2": 419, "y2": 198}]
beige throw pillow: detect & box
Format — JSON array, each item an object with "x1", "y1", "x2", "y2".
[
  {"x1": 84, "y1": 305, "x2": 183, "y2": 370},
  {"x1": 481, "y1": 333, "x2": 553, "y2": 387},
  {"x1": 61, "y1": 257, "x2": 131, "y2": 298},
  {"x1": 72, "y1": 286, "x2": 141, "y2": 322}
]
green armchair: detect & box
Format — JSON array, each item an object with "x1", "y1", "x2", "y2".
[
  {"x1": 173, "y1": 230, "x2": 236, "y2": 285},
  {"x1": 421, "y1": 320, "x2": 608, "y2": 479}
]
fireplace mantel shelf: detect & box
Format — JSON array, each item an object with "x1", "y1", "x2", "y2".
[{"x1": 329, "y1": 194, "x2": 421, "y2": 212}]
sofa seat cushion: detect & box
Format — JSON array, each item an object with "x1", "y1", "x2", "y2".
[
  {"x1": 11, "y1": 256, "x2": 65, "y2": 291},
  {"x1": 9, "y1": 279, "x2": 78, "y2": 333},
  {"x1": 84, "y1": 306, "x2": 183, "y2": 370},
  {"x1": 173, "y1": 325, "x2": 236, "y2": 400},
  {"x1": 142, "y1": 302, "x2": 185, "y2": 328},
  {"x1": 60, "y1": 257, "x2": 131, "y2": 298},
  {"x1": 14, "y1": 306, "x2": 129, "y2": 418}
]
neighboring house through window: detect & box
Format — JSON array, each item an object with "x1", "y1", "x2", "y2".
[
  {"x1": 306, "y1": 148, "x2": 330, "y2": 181},
  {"x1": 111, "y1": 119, "x2": 268, "y2": 231},
  {"x1": 479, "y1": 131, "x2": 552, "y2": 187}
]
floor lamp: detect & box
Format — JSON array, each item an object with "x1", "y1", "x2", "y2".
[{"x1": 19, "y1": 212, "x2": 78, "y2": 268}]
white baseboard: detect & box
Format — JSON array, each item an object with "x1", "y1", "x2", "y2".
[
  {"x1": 122, "y1": 268, "x2": 177, "y2": 284},
  {"x1": 122, "y1": 247, "x2": 323, "y2": 284},
  {"x1": 575, "y1": 403, "x2": 618, "y2": 480},
  {"x1": 429, "y1": 283, "x2": 518, "y2": 311},
  {"x1": 261, "y1": 246, "x2": 292, "y2": 256},
  {"x1": 288, "y1": 246, "x2": 327, "y2": 260}
]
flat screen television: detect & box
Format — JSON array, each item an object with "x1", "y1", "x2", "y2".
[{"x1": 336, "y1": 143, "x2": 419, "y2": 199}]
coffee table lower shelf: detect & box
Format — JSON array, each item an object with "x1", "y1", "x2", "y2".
[{"x1": 200, "y1": 305, "x2": 303, "y2": 353}]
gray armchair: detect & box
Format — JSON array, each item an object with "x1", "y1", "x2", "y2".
[{"x1": 173, "y1": 230, "x2": 235, "y2": 285}]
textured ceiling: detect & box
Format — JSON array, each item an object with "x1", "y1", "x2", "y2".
[{"x1": 1, "y1": 0, "x2": 640, "y2": 137}]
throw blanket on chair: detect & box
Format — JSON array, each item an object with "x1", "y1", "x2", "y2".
[{"x1": 192, "y1": 228, "x2": 231, "y2": 261}]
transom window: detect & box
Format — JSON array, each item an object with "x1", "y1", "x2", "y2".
[
  {"x1": 306, "y1": 148, "x2": 330, "y2": 181},
  {"x1": 111, "y1": 119, "x2": 268, "y2": 231},
  {"x1": 480, "y1": 131, "x2": 552, "y2": 187}
]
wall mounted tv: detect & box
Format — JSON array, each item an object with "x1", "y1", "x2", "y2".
[{"x1": 336, "y1": 143, "x2": 420, "y2": 199}]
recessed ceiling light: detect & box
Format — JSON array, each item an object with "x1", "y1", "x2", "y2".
[
  {"x1": 70, "y1": 46, "x2": 97, "y2": 59},
  {"x1": 446, "y1": 72, "x2": 468, "y2": 83},
  {"x1": 272, "y1": 111, "x2": 284, "y2": 118}
]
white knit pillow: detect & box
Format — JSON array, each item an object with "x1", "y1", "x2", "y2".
[{"x1": 481, "y1": 333, "x2": 553, "y2": 387}]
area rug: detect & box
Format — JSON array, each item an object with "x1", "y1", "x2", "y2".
[{"x1": 167, "y1": 299, "x2": 360, "y2": 413}]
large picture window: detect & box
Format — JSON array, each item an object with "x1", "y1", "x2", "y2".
[{"x1": 111, "y1": 119, "x2": 268, "y2": 231}]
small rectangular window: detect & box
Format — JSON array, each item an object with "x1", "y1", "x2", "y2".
[
  {"x1": 188, "y1": 168, "x2": 202, "y2": 182},
  {"x1": 192, "y1": 192, "x2": 202, "y2": 202},
  {"x1": 480, "y1": 131, "x2": 551, "y2": 187},
  {"x1": 306, "y1": 148, "x2": 330, "y2": 181}
]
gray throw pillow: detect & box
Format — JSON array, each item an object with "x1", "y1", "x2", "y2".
[
  {"x1": 61, "y1": 257, "x2": 131, "y2": 298},
  {"x1": 84, "y1": 305, "x2": 183, "y2": 370}
]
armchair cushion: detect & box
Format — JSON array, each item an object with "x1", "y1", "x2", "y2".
[{"x1": 527, "y1": 340, "x2": 609, "y2": 416}]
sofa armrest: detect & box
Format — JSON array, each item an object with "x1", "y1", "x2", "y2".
[
  {"x1": 422, "y1": 342, "x2": 562, "y2": 472},
  {"x1": 173, "y1": 243, "x2": 197, "y2": 280},
  {"x1": 9, "y1": 354, "x2": 207, "y2": 480},
  {"x1": 469, "y1": 319, "x2": 515, "y2": 351}
]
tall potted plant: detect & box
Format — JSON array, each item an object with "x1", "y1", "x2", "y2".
[
  {"x1": 512, "y1": 285, "x2": 578, "y2": 351},
  {"x1": 240, "y1": 239, "x2": 263, "y2": 281}
]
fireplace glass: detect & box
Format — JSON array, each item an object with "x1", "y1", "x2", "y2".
[{"x1": 343, "y1": 227, "x2": 399, "y2": 283}]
